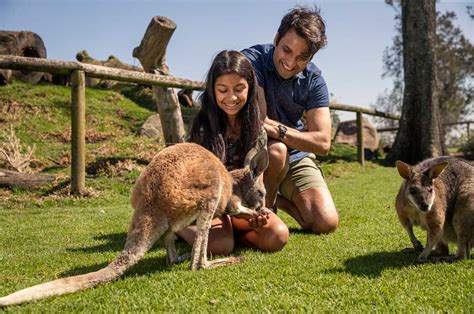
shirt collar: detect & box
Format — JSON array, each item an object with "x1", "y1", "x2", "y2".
[{"x1": 264, "y1": 46, "x2": 306, "y2": 80}]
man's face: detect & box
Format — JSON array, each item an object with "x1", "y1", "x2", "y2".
[{"x1": 273, "y1": 28, "x2": 312, "y2": 80}]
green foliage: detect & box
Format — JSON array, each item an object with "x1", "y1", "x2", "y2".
[
  {"x1": 459, "y1": 137, "x2": 474, "y2": 157},
  {"x1": 377, "y1": 6, "x2": 473, "y2": 125}
]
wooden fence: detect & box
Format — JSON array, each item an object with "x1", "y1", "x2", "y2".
[{"x1": 0, "y1": 55, "x2": 399, "y2": 194}]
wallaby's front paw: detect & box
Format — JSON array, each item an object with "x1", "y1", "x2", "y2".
[{"x1": 416, "y1": 257, "x2": 429, "y2": 264}]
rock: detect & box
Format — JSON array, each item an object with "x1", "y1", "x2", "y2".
[
  {"x1": 334, "y1": 117, "x2": 380, "y2": 151},
  {"x1": 0, "y1": 31, "x2": 47, "y2": 84},
  {"x1": 139, "y1": 114, "x2": 163, "y2": 139}
]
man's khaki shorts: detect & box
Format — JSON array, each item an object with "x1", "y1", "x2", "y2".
[{"x1": 279, "y1": 154, "x2": 328, "y2": 202}]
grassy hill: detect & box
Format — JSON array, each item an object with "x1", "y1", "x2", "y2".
[
  {"x1": 0, "y1": 81, "x2": 163, "y2": 175},
  {"x1": 0, "y1": 81, "x2": 472, "y2": 312}
]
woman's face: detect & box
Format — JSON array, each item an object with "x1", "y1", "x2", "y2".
[{"x1": 214, "y1": 73, "x2": 249, "y2": 119}]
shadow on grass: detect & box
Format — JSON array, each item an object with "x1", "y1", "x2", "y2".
[
  {"x1": 66, "y1": 232, "x2": 191, "y2": 254},
  {"x1": 62, "y1": 232, "x2": 194, "y2": 278},
  {"x1": 61, "y1": 254, "x2": 170, "y2": 278},
  {"x1": 327, "y1": 250, "x2": 417, "y2": 278},
  {"x1": 63, "y1": 231, "x2": 262, "y2": 278},
  {"x1": 66, "y1": 232, "x2": 128, "y2": 253},
  {"x1": 288, "y1": 227, "x2": 314, "y2": 235}
]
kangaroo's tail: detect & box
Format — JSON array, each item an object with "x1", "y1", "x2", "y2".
[
  {"x1": 0, "y1": 207, "x2": 165, "y2": 307},
  {"x1": 0, "y1": 248, "x2": 144, "y2": 307}
]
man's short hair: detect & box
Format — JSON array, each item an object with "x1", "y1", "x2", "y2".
[{"x1": 275, "y1": 6, "x2": 327, "y2": 56}]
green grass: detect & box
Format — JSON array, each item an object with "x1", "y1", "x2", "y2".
[
  {"x1": 1, "y1": 164, "x2": 472, "y2": 312},
  {"x1": 0, "y1": 81, "x2": 472, "y2": 312}
]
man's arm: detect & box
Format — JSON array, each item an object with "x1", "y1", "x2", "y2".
[
  {"x1": 265, "y1": 107, "x2": 332, "y2": 156},
  {"x1": 256, "y1": 86, "x2": 267, "y2": 121}
]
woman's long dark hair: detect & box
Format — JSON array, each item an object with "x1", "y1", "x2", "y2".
[{"x1": 189, "y1": 50, "x2": 262, "y2": 161}]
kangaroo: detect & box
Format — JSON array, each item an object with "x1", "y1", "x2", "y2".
[
  {"x1": 395, "y1": 156, "x2": 474, "y2": 263},
  {"x1": 0, "y1": 142, "x2": 269, "y2": 307}
]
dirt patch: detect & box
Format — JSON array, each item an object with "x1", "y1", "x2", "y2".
[
  {"x1": 86, "y1": 157, "x2": 144, "y2": 176},
  {"x1": 0, "y1": 100, "x2": 41, "y2": 123},
  {"x1": 49, "y1": 129, "x2": 115, "y2": 143}
]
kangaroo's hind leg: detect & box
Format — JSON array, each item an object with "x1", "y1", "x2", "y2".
[
  {"x1": 163, "y1": 231, "x2": 191, "y2": 265},
  {"x1": 191, "y1": 208, "x2": 244, "y2": 271},
  {"x1": 111, "y1": 207, "x2": 170, "y2": 274},
  {"x1": 190, "y1": 208, "x2": 214, "y2": 270}
]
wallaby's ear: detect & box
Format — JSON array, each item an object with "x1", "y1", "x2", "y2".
[
  {"x1": 429, "y1": 162, "x2": 448, "y2": 179},
  {"x1": 247, "y1": 149, "x2": 269, "y2": 180},
  {"x1": 396, "y1": 160, "x2": 412, "y2": 179}
]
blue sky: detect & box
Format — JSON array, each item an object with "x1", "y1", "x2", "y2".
[{"x1": 1, "y1": 0, "x2": 472, "y2": 121}]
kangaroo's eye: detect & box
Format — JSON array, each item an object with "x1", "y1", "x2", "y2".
[
  {"x1": 428, "y1": 187, "x2": 433, "y2": 193},
  {"x1": 409, "y1": 187, "x2": 416, "y2": 194}
]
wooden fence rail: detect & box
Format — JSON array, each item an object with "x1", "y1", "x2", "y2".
[{"x1": 0, "y1": 55, "x2": 399, "y2": 193}]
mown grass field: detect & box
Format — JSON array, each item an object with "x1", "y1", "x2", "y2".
[{"x1": 0, "y1": 81, "x2": 472, "y2": 312}]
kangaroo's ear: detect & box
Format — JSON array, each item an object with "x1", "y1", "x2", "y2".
[
  {"x1": 395, "y1": 160, "x2": 412, "y2": 179},
  {"x1": 244, "y1": 148, "x2": 258, "y2": 167},
  {"x1": 429, "y1": 162, "x2": 448, "y2": 179},
  {"x1": 247, "y1": 149, "x2": 269, "y2": 180}
]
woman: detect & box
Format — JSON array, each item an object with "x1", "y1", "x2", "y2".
[{"x1": 178, "y1": 50, "x2": 289, "y2": 254}]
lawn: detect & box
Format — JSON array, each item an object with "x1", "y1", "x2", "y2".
[
  {"x1": 0, "y1": 163, "x2": 472, "y2": 312},
  {"x1": 0, "y1": 81, "x2": 472, "y2": 312}
]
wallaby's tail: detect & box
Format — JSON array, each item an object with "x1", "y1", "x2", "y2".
[{"x1": 0, "y1": 249, "x2": 142, "y2": 307}]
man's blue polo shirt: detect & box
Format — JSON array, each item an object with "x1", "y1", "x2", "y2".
[{"x1": 242, "y1": 44, "x2": 330, "y2": 163}]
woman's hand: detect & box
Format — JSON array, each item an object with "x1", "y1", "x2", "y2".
[{"x1": 247, "y1": 208, "x2": 271, "y2": 229}]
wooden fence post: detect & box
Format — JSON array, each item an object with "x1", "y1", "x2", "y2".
[
  {"x1": 71, "y1": 70, "x2": 86, "y2": 195},
  {"x1": 356, "y1": 111, "x2": 364, "y2": 166},
  {"x1": 134, "y1": 16, "x2": 185, "y2": 145}
]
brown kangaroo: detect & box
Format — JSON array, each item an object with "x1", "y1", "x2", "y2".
[
  {"x1": 0, "y1": 143, "x2": 269, "y2": 306},
  {"x1": 395, "y1": 156, "x2": 474, "y2": 263}
]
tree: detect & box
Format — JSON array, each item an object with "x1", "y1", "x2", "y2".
[
  {"x1": 377, "y1": 2, "x2": 473, "y2": 137},
  {"x1": 386, "y1": 0, "x2": 444, "y2": 164}
]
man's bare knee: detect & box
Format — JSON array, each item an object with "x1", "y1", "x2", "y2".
[
  {"x1": 311, "y1": 212, "x2": 339, "y2": 234},
  {"x1": 294, "y1": 187, "x2": 338, "y2": 234}
]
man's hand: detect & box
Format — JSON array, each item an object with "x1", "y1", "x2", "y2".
[
  {"x1": 263, "y1": 118, "x2": 281, "y2": 140},
  {"x1": 264, "y1": 107, "x2": 332, "y2": 156}
]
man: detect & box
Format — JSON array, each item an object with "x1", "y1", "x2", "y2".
[{"x1": 242, "y1": 6, "x2": 339, "y2": 234}]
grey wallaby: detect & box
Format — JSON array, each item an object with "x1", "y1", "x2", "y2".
[
  {"x1": 0, "y1": 143, "x2": 269, "y2": 307},
  {"x1": 395, "y1": 156, "x2": 474, "y2": 263}
]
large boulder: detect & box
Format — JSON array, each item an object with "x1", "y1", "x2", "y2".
[
  {"x1": 334, "y1": 117, "x2": 380, "y2": 151},
  {"x1": 139, "y1": 114, "x2": 164, "y2": 140},
  {"x1": 0, "y1": 30, "x2": 47, "y2": 85}
]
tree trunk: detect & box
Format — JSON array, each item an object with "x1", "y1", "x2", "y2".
[
  {"x1": 0, "y1": 31, "x2": 46, "y2": 84},
  {"x1": 387, "y1": 0, "x2": 444, "y2": 164},
  {"x1": 0, "y1": 169, "x2": 55, "y2": 189},
  {"x1": 76, "y1": 50, "x2": 143, "y2": 88},
  {"x1": 133, "y1": 16, "x2": 185, "y2": 145}
]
